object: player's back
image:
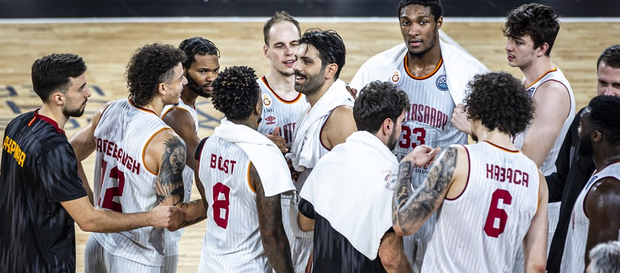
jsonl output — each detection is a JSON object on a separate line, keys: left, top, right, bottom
{"left": 197, "top": 135, "right": 270, "bottom": 272}
{"left": 422, "top": 141, "right": 540, "bottom": 273}
{"left": 91, "top": 98, "right": 170, "bottom": 266}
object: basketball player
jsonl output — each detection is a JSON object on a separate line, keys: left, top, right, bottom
{"left": 70, "top": 43, "right": 207, "bottom": 272}
{"left": 159, "top": 37, "right": 219, "bottom": 273}
{"left": 299, "top": 81, "right": 439, "bottom": 272}
{"left": 349, "top": 0, "right": 488, "bottom": 270}
{"left": 0, "top": 53, "right": 177, "bottom": 272}
{"left": 546, "top": 45, "right": 620, "bottom": 272}
{"left": 393, "top": 72, "right": 548, "bottom": 272}
{"left": 561, "top": 95, "right": 620, "bottom": 273}
{"left": 196, "top": 66, "right": 295, "bottom": 272}
{"left": 287, "top": 28, "right": 356, "bottom": 188}
{"left": 257, "top": 11, "right": 312, "bottom": 273}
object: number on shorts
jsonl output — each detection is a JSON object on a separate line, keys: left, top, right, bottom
{"left": 212, "top": 182, "right": 231, "bottom": 229}
{"left": 99, "top": 159, "right": 126, "bottom": 212}
{"left": 399, "top": 125, "right": 426, "bottom": 149}
{"left": 484, "top": 189, "right": 512, "bottom": 238}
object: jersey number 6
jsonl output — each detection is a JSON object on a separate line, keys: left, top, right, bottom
{"left": 484, "top": 189, "right": 512, "bottom": 238}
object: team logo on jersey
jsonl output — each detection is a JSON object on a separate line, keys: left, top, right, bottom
{"left": 383, "top": 170, "right": 397, "bottom": 190}
{"left": 436, "top": 74, "right": 449, "bottom": 91}
{"left": 391, "top": 71, "right": 400, "bottom": 83}
{"left": 262, "top": 93, "right": 272, "bottom": 107}
{"left": 264, "top": 115, "right": 276, "bottom": 125}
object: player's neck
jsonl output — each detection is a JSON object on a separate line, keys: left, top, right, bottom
{"left": 264, "top": 72, "right": 298, "bottom": 100}
{"left": 229, "top": 117, "right": 259, "bottom": 130}
{"left": 475, "top": 128, "right": 515, "bottom": 150}
{"left": 406, "top": 43, "right": 442, "bottom": 77}
{"left": 306, "top": 79, "right": 335, "bottom": 107}
{"left": 521, "top": 57, "right": 555, "bottom": 86}
{"left": 38, "top": 104, "right": 68, "bottom": 130}
{"left": 180, "top": 89, "right": 199, "bottom": 109}
{"left": 593, "top": 147, "right": 620, "bottom": 170}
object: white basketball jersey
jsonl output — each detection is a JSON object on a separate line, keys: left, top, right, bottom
{"left": 196, "top": 135, "right": 271, "bottom": 272}
{"left": 161, "top": 99, "right": 196, "bottom": 256}
{"left": 513, "top": 67, "right": 575, "bottom": 176}
{"left": 92, "top": 99, "right": 171, "bottom": 266}
{"left": 391, "top": 57, "right": 467, "bottom": 187}
{"left": 294, "top": 113, "right": 331, "bottom": 190}
{"left": 422, "top": 142, "right": 540, "bottom": 273}
{"left": 561, "top": 163, "right": 620, "bottom": 273}
{"left": 258, "top": 76, "right": 308, "bottom": 147}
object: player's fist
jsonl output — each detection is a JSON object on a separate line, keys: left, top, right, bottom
{"left": 148, "top": 204, "right": 180, "bottom": 229}
{"left": 451, "top": 103, "right": 472, "bottom": 135}
{"left": 267, "top": 126, "right": 289, "bottom": 153}
{"left": 401, "top": 145, "right": 441, "bottom": 168}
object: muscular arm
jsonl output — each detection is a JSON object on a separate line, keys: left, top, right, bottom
{"left": 161, "top": 108, "right": 201, "bottom": 172}
{"left": 146, "top": 131, "right": 206, "bottom": 230}
{"left": 523, "top": 171, "right": 548, "bottom": 273}
{"left": 392, "top": 146, "right": 459, "bottom": 236}
{"left": 251, "top": 163, "right": 294, "bottom": 273}
{"left": 321, "top": 105, "right": 356, "bottom": 150}
{"left": 378, "top": 232, "right": 412, "bottom": 273}
{"left": 521, "top": 81, "right": 572, "bottom": 167}
{"left": 61, "top": 196, "right": 175, "bottom": 232}
{"left": 583, "top": 178, "right": 620, "bottom": 266}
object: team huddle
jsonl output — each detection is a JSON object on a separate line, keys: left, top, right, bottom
{"left": 2, "top": 0, "right": 620, "bottom": 272}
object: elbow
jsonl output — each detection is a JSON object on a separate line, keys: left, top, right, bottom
{"left": 526, "top": 263, "right": 546, "bottom": 273}
{"left": 76, "top": 218, "right": 98, "bottom": 232}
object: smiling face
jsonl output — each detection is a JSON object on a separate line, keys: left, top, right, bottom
{"left": 163, "top": 63, "right": 188, "bottom": 105}
{"left": 399, "top": 4, "right": 442, "bottom": 58}
{"left": 265, "top": 21, "right": 300, "bottom": 77}
{"left": 185, "top": 54, "right": 219, "bottom": 97}
{"left": 293, "top": 44, "right": 326, "bottom": 96}
{"left": 62, "top": 73, "right": 91, "bottom": 117}
{"left": 597, "top": 61, "right": 620, "bottom": 97}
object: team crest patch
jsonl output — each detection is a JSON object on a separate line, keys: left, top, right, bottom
{"left": 383, "top": 170, "right": 396, "bottom": 190}
{"left": 391, "top": 71, "right": 400, "bottom": 83}
{"left": 436, "top": 74, "right": 449, "bottom": 91}
{"left": 265, "top": 115, "right": 276, "bottom": 125}
{"left": 262, "top": 93, "right": 272, "bottom": 107}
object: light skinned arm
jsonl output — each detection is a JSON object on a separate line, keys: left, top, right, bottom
{"left": 145, "top": 130, "right": 207, "bottom": 231}
{"left": 61, "top": 196, "right": 176, "bottom": 232}
{"left": 77, "top": 162, "right": 94, "bottom": 204}
{"left": 392, "top": 146, "right": 462, "bottom": 236}
{"left": 321, "top": 105, "right": 356, "bottom": 150}
{"left": 378, "top": 233, "right": 412, "bottom": 273}
{"left": 521, "top": 81, "right": 571, "bottom": 167}
{"left": 583, "top": 178, "right": 620, "bottom": 266}
{"left": 523, "top": 171, "right": 548, "bottom": 273}
{"left": 251, "top": 163, "right": 294, "bottom": 273}
{"left": 161, "top": 107, "right": 201, "bottom": 172}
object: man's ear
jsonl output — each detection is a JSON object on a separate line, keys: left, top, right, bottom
{"left": 592, "top": 130, "right": 603, "bottom": 143}
{"left": 436, "top": 16, "right": 443, "bottom": 30}
{"left": 158, "top": 82, "right": 167, "bottom": 95}
{"left": 537, "top": 42, "right": 550, "bottom": 57}
{"left": 381, "top": 118, "right": 393, "bottom": 136}
{"left": 263, "top": 44, "right": 269, "bottom": 58}
{"left": 51, "top": 91, "right": 64, "bottom": 106}
{"left": 324, "top": 63, "right": 338, "bottom": 80}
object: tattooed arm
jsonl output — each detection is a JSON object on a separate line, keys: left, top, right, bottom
{"left": 251, "top": 163, "right": 294, "bottom": 273}
{"left": 145, "top": 130, "right": 207, "bottom": 231}
{"left": 392, "top": 146, "right": 462, "bottom": 236}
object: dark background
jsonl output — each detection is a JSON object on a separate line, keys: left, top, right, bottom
{"left": 1, "top": 0, "right": 618, "bottom": 18}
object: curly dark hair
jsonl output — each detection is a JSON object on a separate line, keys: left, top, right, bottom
{"left": 354, "top": 81, "right": 410, "bottom": 134}
{"left": 465, "top": 72, "right": 534, "bottom": 136}
{"left": 503, "top": 3, "right": 560, "bottom": 57}
{"left": 211, "top": 66, "right": 260, "bottom": 121}
{"left": 31, "top": 53, "right": 87, "bottom": 102}
{"left": 178, "top": 37, "right": 219, "bottom": 69}
{"left": 263, "top": 10, "right": 301, "bottom": 45}
{"left": 298, "top": 29, "right": 346, "bottom": 80}
{"left": 587, "top": 95, "right": 620, "bottom": 144}
{"left": 397, "top": 0, "right": 443, "bottom": 22}
{"left": 597, "top": 44, "right": 620, "bottom": 70}
{"left": 126, "top": 43, "right": 186, "bottom": 107}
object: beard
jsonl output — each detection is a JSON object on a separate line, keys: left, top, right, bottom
{"left": 294, "top": 67, "right": 326, "bottom": 96}
{"left": 578, "top": 136, "right": 594, "bottom": 157}
{"left": 63, "top": 101, "right": 86, "bottom": 117}
{"left": 387, "top": 128, "right": 399, "bottom": 151}
{"left": 186, "top": 73, "right": 211, "bottom": 98}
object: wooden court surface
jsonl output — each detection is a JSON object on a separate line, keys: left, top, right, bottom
{"left": 0, "top": 18, "right": 617, "bottom": 272}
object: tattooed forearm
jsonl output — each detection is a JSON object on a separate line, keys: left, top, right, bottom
{"left": 393, "top": 147, "right": 458, "bottom": 235}
{"left": 156, "top": 136, "right": 186, "bottom": 204}
{"left": 175, "top": 200, "right": 208, "bottom": 229}
{"left": 252, "top": 164, "right": 294, "bottom": 273}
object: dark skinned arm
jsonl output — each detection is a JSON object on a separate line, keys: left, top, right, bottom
{"left": 583, "top": 177, "right": 620, "bottom": 266}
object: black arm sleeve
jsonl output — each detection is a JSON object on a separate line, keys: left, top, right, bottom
{"left": 298, "top": 198, "right": 315, "bottom": 220}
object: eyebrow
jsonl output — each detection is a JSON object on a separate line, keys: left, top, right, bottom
{"left": 78, "top": 82, "right": 87, "bottom": 91}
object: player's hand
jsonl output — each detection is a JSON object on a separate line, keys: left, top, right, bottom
{"left": 401, "top": 145, "right": 441, "bottom": 168}
{"left": 148, "top": 204, "right": 179, "bottom": 229}
{"left": 267, "top": 127, "right": 289, "bottom": 153}
{"left": 451, "top": 103, "right": 472, "bottom": 135}
{"left": 346, "top": 85, "right": 358, "bottom": 99}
